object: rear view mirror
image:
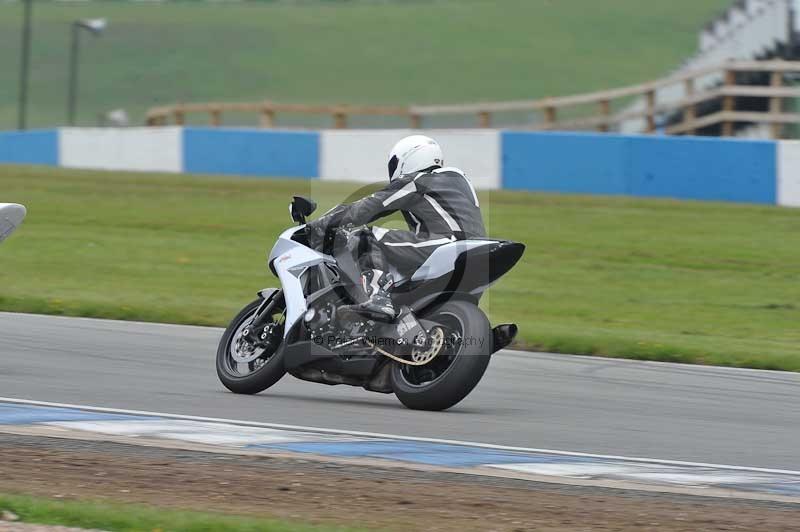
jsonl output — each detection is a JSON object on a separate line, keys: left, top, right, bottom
{"left": 290, "top": 196, "right": 317, "bottom": 224}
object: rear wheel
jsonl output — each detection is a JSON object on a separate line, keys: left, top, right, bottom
{"left": 216, "top": 297, "right": 286, "bottom": 394}
{"left": 390, "top": 300, "right": 492, "bottom": 411}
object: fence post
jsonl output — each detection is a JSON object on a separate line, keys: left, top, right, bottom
{"left": 683, "top": 78, "right": 696, "bottom": 136}
{"left": 173, "top": 107, "right": 185, "bottom": 126}
{"left": 210, "top": 108, "right": 221, "bottom": 127}
{"left": 645, "top": 90, "right": 656, "bottom": 133}
{"left": 770, "top": 70, "right": 783, "bottom": 139}
{"left": 543, "top": 102, "right": 556, "bottom": 130}
{"left": 478, "top": 111, "right": 491, "bottom": 128}
{"left": 333, "top": 108, "right": 347, "bottom": 129}
{"left": 260, "top": 102, "right": 275, "bottom": 128}
{"left": 598, "top": 99, "right": 610, "bottom": 132}
{"left": 722, "top": 69, "right": 735, "bottom": 136}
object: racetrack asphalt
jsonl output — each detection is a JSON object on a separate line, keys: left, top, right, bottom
{"left": 1, "top": 312, "right": 798, "bottom": 470}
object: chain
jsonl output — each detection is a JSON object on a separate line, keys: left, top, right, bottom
{"left": 366, "top": 340, "right": 436, "bottom": 366}
{"left": 366, "top": 327, "right": 443, "bottom": 366}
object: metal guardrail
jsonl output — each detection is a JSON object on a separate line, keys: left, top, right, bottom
{"left": 145, "top": 60, "right": 800, "bottom": 138}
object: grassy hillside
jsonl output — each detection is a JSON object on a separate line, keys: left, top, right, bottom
{"left": 2, "top": 164, "right": 799, "bottom": 371}
{"left": 0, "top": 0, "right": 731, "bottom": 128}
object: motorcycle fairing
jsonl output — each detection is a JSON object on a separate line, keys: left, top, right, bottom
{"left": 269, "top": 226, "right": 335, "bottom": 338}
{"left": 410, "top": 240, "right": 500, "bottom": 281}
{"left": 393, "top": 240, "right": 526, "bottom": 312}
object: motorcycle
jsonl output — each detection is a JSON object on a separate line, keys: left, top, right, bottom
{"left": 216, "top": 196, "right": 525, "bottom": 411}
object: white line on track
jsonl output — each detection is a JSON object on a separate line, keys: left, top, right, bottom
{"left": 3, "top": 396, "right": 799, "bottom": 477}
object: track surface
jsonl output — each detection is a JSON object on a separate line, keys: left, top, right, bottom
{"left": 1, "top": 312, "right": 798, "bottom": 470}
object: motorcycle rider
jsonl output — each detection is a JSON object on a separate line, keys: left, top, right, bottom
{"left": 306, "top": 135, "right": 486, "bottom": 322}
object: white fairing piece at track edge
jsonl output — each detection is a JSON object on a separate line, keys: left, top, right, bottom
{"left": 0, "top": 203, "right": 26, "bottom": 243}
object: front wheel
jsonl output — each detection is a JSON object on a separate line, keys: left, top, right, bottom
{"left": 390, "top": 300, "right": 492, "bottom": 411}
{"left": 216, "top": 296, "right": 286, "bottom": 394}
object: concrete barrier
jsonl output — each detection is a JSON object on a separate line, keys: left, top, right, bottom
{"left": 778, "top": 141, "right": 800, "bottom": 207}
{"left": 183, "top": 128, "right": 319, "bottom": 178}
{"left": 60, "top": 127, "right": 182, "bottom": 173}
{"left": 1, "top": 127, "right": 798, "bottom": 207}
{"left": 320, "top": 130, "right": 500, "bottom": 189}
{"left": 625, "top": 135, "right": 776, "bottom": 204}
{"left": 502, "top": 131, "right": 778, "bottom": 204}
{"left": 0, "top": 130, "right": 58, "bottom": 166}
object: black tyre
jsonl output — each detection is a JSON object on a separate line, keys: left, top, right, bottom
{"left": 216, "top": 298, "right": 286, "bottom": 394}
{"left": 390, "top": 300, "right": 492, "bottom": 411}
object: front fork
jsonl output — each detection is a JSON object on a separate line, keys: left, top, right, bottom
{"left": 243, "top": 289, "right": 285, "bottom": 346}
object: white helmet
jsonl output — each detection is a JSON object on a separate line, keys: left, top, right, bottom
{"left": 387, "top": 135, "right": 444, "bottom": 181}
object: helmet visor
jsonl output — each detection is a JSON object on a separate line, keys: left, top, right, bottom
{"left": 388, "top": 155, "right": 399, "bottom": 180}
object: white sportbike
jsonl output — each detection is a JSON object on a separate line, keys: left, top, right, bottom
{"left": 216, "top": 196, "right": 524, "bottom": 411}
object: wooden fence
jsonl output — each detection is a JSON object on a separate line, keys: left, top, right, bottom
{"left": 145, "top": 60, "right": 800, "bottom": 138}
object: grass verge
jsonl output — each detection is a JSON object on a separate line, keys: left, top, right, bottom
{"left": 0, "top": 493, "right": 353, "bottom": 532}
{"left": 1, "top": 164, "right": 799, "bottom": 371}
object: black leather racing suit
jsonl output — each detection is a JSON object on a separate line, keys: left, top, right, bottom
{"left": 306, "top": 167, "right": 486, "bottom": 300}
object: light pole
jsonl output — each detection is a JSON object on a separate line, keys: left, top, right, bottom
{"left": 17, "top": 0, "right": 33, "bottom": 130}
{"left": 67, "top": 18, "right": 107, "bottom": 127}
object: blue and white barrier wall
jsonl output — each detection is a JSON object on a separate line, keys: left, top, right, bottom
{"left": 1, "top": 127, "right": 799, "bottom": 206}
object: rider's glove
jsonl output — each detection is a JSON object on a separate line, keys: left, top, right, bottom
{"left": 306, "top": 203, "right": 351, "bottom": 252}
{"left": 306, "top": 219, "right": 328, "bottom": 251}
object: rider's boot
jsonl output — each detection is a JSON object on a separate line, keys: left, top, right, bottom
{"left": 342, "top": 269, "right": 396, "bottom": 322}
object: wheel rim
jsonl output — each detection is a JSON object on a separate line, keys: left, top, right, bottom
{"left": 223, "top": 307, "right": 283, "bottom": 378}
{"left": 399, "top": 311, "right": 464, "bottom": 387}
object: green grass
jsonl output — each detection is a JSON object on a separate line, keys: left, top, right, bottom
{"left": 0, "top": 0, "right": 730, "bottom": 129}
{"left": 0, "top": 493, "right": 355, "bottom": 532}
{"left": 1, "top": 164, "right": 800, "bottom": 370}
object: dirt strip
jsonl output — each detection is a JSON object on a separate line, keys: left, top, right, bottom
{"left": 0, "top": 434, "right": 798, "bottom": 532}
{"left": 0, "top": 525, "right": 103, "bottom": 532}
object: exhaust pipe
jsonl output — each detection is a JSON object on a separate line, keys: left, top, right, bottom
{"left": 491, "top": 323, "right": 518, "bottom": 354}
